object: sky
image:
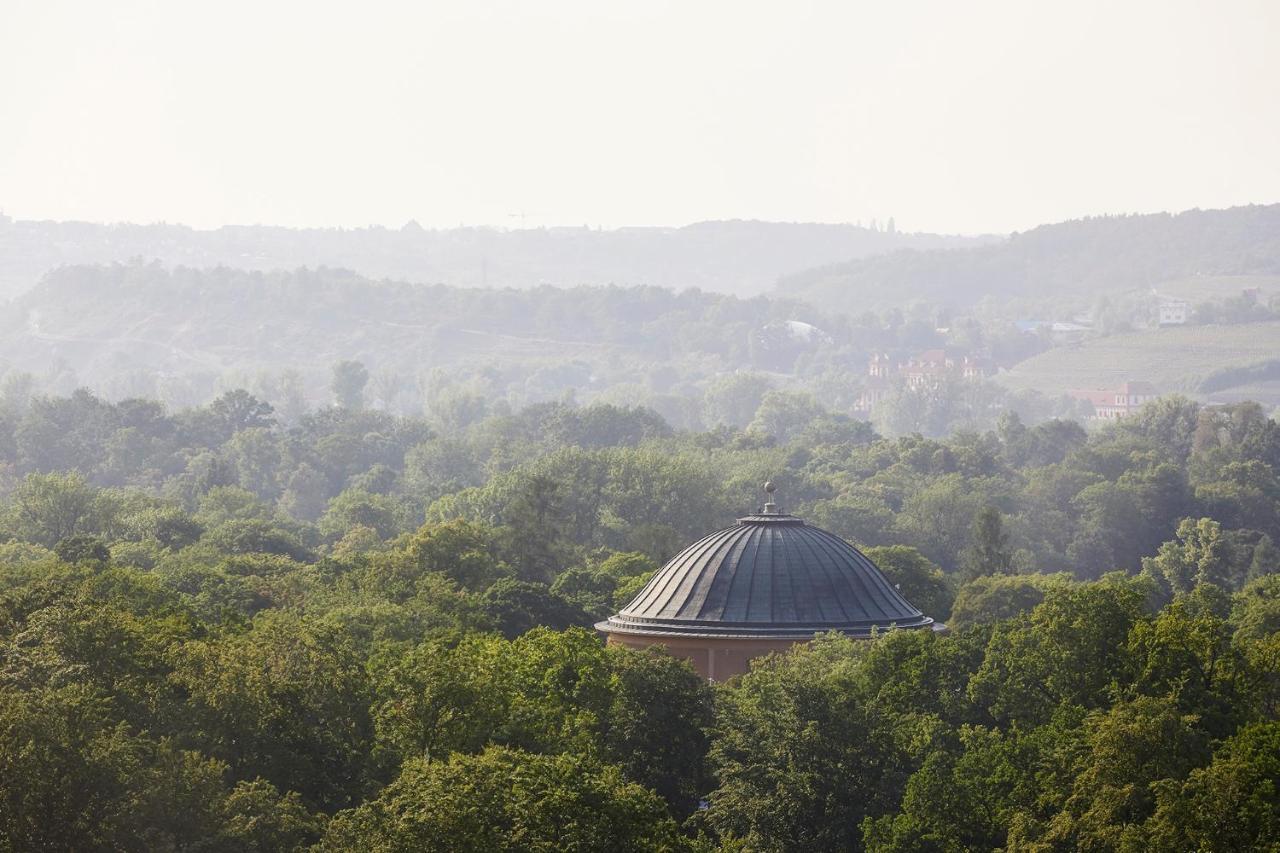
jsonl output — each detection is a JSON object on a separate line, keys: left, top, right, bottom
{"left": 1, "top": 0, "right": 1277, "bottom": 235}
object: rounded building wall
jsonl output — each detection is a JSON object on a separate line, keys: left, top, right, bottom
{"left": 603, "top": 631, "right": 804, "bottom": 681}
{"left": 603, "top": 623, "right": 948, "bottom": 681}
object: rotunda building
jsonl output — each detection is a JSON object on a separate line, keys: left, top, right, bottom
{"left": 597, "top": 485, "right": 944, "bottom": 680}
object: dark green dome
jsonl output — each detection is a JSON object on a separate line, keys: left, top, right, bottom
{"left": 597, "top": 510, "right": 937, "bottom": 640}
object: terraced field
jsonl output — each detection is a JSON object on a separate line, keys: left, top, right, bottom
{"left": 998, "top": 321, "right": 1280, "bottom": 398}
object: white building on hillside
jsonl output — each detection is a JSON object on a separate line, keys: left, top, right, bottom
{"left": 1155, "top": 293, "right": 1190, "bottom": 325}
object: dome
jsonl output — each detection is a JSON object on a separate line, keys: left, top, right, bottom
{"left": 597, "top": 506, "right": 936, "bottom": 640}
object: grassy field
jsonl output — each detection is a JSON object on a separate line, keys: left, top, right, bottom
{"left": 1200, "top": 379, "right": 1280, "bottom": 408}
{"left": 998, "top": 321, "right": 1280, "bottom": 398}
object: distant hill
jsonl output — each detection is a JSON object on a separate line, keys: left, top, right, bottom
{"left": 780, "top": 204, "right": 1280, "bottom": 313}
{"left": 0, "top": 214, "right": 988, "bottom": 301}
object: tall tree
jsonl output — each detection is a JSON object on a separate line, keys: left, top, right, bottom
{"left": 5, "top": 471, "right": 105, "bottom": 548}
{"left": 209, "top": 389, "right": 275, "bottom": 436}
{"left": 961, "top": 505, "right": 1014, "bottom": 580}
{"left": 331, "top": 361, "right": 370, "bottom": 411}
{"left": 502, "top": 473, "right": 570, "bottom": 582}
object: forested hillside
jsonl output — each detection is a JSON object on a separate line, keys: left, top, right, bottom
{"left": 0, "top": 214, "right": 985, "bottom": 300}
{"left": 0, "top": 263, "right": 1066, "bottom": 433}
{"left": 0, "top": 263, "right": 833, "bottom": 413}
{"left": 0, "top": 387, "right": 1277, "bottom": 849}
{"left": 782, "top": 204, "right": 1280, "bottom": 313}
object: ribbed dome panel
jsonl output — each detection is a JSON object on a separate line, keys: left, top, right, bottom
{"left": 601, "top": 513, "right": 935, "bottom": 639}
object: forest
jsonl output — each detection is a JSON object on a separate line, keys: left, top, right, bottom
{"left": 0, "top": 262, "right": 1091, "bottom": 433}
{"left": 0, "top": 381, "right": 1277, "bottom": 850}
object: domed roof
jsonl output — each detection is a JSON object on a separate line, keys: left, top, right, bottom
{"left": 597, "top": 498, "right": 936, "bottom": 640}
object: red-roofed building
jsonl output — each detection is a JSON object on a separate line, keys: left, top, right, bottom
{"left": 901, "top": 349, "right": 953, "bottom": 389}
{"left": 1069, "top": 381, "right": 1159, "bottom": 420}
{"left": 856, "top": 350, "right": 995, "bottom": 412}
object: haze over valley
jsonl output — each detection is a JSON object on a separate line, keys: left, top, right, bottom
{"left": 2, "top": 203, "right": 1277, "bottom": 425}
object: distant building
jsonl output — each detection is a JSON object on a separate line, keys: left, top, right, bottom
{"left": 856, "top": 349, "right": 994, "bottom": 412}
{"left": 868, "top": 351, "right": 894, "bottom": 379}
{"left": 858, "top": 354, "right": 895, "bottom": 412}
{"left": 901, "top": 349, "right": 953, "bottom": 389}
{"left": 1155, "top": 295, "right": 1190, "bottom": 325}
{"left": 1015, "top": 319, "right": 1093, "bottom": 343}
{"left": 751, "top": 320, "right": 833, "bottom": 371}
{"left": 1069, "top": 381, "right": 1160, "bottom": 420}
{"left": 959, "top": 355, "right": 993, "bottom": 380}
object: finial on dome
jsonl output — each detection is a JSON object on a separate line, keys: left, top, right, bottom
{"left": 762, "top": 480, "right": 778, "bottom": 514}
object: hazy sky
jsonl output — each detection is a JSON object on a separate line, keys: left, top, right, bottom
{"left": 2, "top": 0, "right": 1277, "bottom": 234}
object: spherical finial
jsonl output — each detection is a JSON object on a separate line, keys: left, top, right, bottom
{"left": 764, "top": 481, "right": 776, "bottom": 494}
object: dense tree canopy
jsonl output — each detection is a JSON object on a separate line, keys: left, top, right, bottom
{"left": 0, "top": 386, "right": 1275, "bottom": 850}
